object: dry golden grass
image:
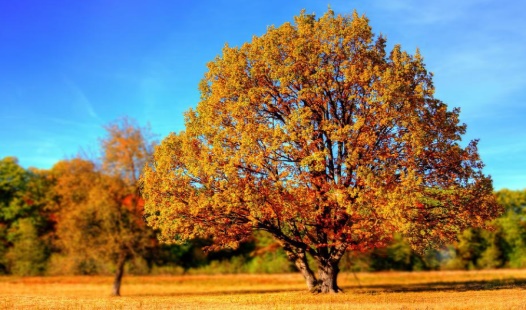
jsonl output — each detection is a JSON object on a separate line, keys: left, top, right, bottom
{"left": 1, "top": 269, "right": 526, "bottom": 309}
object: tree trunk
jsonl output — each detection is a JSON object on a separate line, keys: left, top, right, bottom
{"left": 294, "top": 252, "right": 318, "bottom": 291}
{"left": 316, "top": 259, "right": 341, "bottom": 293}
{"left": 282, "top": 245, "right": 318, "bottom": 291}
{"left": 112, "top": 254, "right": 126, "bottom": 296}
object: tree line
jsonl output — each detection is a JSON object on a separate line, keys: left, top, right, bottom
{"left": 1, "top": 119, "right": 524, "bottom": 280}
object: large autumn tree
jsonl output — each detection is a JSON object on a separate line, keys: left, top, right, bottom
{"left": 142, "top": 10, "right": 500, "bottom": 293}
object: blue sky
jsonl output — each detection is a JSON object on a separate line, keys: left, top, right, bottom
{"left": 1, "top": 0, "right": 524, "bottom": 190}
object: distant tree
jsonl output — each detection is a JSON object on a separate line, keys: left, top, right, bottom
{"left": 0, "top": 157, "right": 53, "bottom": 275}
{"left": 494, "top": 189, "right": 526, "bottom": 268}
{"left": 49, "top": 159, "right": 108, "bottom": 275}
{"left": 445, "top": 189, "right": 526, "bottom": 270}
{"left": 51, "top": 118, "right": 156, "bottom": 296}
{"left": 443, "top": 228, "right": 487, "bottom": 270}
{"left": 99, "top": 117, "right": 157, "bottom": 296}
{"left": 6, "top": 218, "right": 49, "bottom": 275}
{"left": 366, "top": 233, "right": 438, "bottom": 271}
{"left": 0, "top": 156, "right": 28, "bottom": 273}
{"left": 146, "top": 241, "right": 208, "bottom": 273}
{"left": 476, "top": 228, "right": 506, "bottom": 269}
{"left": 142, "top": 10, "right": 500, "bottom": 293}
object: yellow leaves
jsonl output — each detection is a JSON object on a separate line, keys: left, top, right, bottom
{"left": 300, "top": 151, "right": 325, "bottom": 172}
{"left": 141, "top": 9, "right": 498, "bottom": 257}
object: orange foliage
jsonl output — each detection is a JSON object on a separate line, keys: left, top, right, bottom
{"left": 142, "top": 10, "right": 500, "bottom": 293}
{"left": 49, "top": 118, "right": 156, "bottom": 296}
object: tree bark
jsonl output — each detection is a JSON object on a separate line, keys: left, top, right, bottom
{"left": 112, "top": 254, "right": 126, "bottom": 296}
{"left": 314, "top": 245, "right": 347, "bottom": 293}
{"left": 281, "top": 241, "right": 347, "bottom": 293}
{"left": 282, "top": 245, "right": 318, "bottom": 291}
{"left": 294, "top": 251, "right": 318, "bottom": 291}
{"left": 316, "top": 259, "right": 341, "bottom": 293}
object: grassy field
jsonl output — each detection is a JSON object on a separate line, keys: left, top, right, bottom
{"left": 1, "top": 269, "right": 525, "bottom": 309}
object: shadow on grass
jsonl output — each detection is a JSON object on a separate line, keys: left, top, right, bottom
{"left": 132, "top": 287, "right": 305, "bottom": 297}
{"left": 132, "top": 278, "right": 526, "bottom": 297}
{"left": 344, "top": 278, "right": 526, "bottom": 294}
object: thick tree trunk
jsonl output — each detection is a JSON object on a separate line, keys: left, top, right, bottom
{"left": 275, "top": 235, "right": 347, "bottom": 293}
{"left": 316, "top": 259, "right": 341, "bottom": 293}
{"left": 314, "top": 245, "right": 347, "bottom": 293}
{"left": 112, "top": 254, "right": 126, "bottom": 296}
{"left": 282, "top": 242, "right": 347, "bottom": 293}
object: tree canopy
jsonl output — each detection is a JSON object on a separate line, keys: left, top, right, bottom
{"left": 144, "top": 10, "right": 499, "bottom": 293}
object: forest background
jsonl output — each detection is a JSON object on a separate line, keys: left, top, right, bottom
{"left": 1, "top": 117, "right": 525, "bottom": 278}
